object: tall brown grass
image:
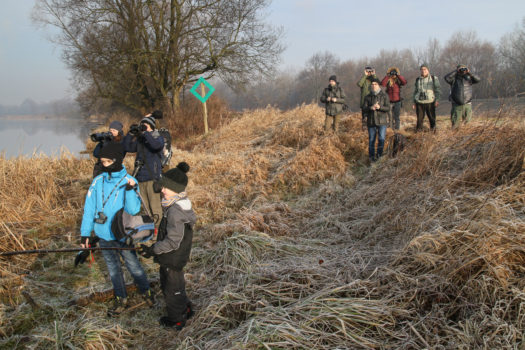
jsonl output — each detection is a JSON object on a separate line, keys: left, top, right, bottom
{"left": 1, "top": 104, "right": 524, "bottom": 349}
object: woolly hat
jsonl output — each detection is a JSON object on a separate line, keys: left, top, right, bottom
{"left": 140, "top": 115, "right": 156, "bottom": 130}
{"left": 109, "top": 121, "right": 123, "bottom": 133}
{"left": 329, "top": 75, "right": 337, "bottom": 82}
{"left": 156, "top": 162, "right": 190, "bottom": 193}
{"left": 370, "top": 78, "right": 381, "bottom": 84}
{"left": 420, "top": 63, "right": 429, "bottom": 69}
{"left": 98, "top": 141, "right": 124, "bottom": 164}
{"left": 151, "top": 110, "right": 163, "bottom": 119}
{"left": 457, "top": 64, "right": 467, "bottom": 69}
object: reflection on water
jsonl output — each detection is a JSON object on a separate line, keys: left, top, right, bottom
{"left": 0, "top": 118, "right": 95, "bottom": 158}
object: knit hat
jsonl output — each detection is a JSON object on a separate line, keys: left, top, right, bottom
{"left": 109, "top": 121, "right": 123, "bottom": 133}
{"left": 98, "top": 141, "right": 124, "bottom": 164}
{"left": 156, "top": 162, "right": 190, "bottom": 193}
{"left": 457, "top": 64, "right": 467, "bottom": 69}
{"left": 329, "top": 75, "right": 337, "bottom": 82}
{"left": 151, "top": 110, "right": 163, "bottom": 119}
{"left": 370, "top": 78, "right": 381, "bottom": 84}
{"left": 140, "top": 115, "right": 156, "bottom": 130}
{"left": 420, "top": 63, "right": 429, "bottom": 69}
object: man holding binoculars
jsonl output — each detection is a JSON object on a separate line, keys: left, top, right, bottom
{"left": 444, "top": 64, "right": 481, "bottom": 128}
{"left": 412, "top": 63, "right": 441, "bottom": 132}
{"left": 124, "top": 112, "right": 165, "bottom": 227}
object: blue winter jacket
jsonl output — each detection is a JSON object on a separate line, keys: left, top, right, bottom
{"left": 123, "top": 131, "right": 164, "bottom": 182}
{"left": 80, "top": 166, "right": 141, "bottom": 241}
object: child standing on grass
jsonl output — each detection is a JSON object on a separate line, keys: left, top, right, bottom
{"left": 80, "top": 142, "right": 154, "bottom": 316}
{"left": 138, "top": 162, "right": 197, "bottom": 329}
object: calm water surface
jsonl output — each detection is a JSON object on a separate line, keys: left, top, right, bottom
{"left": 0, "top": 118, "right": 95, "bottom": 158}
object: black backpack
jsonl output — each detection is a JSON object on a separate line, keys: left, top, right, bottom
{"left": 157, "top": 128, "right": 173, "bottom": 168}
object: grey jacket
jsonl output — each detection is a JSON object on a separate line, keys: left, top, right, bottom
{"left": 153, "top": 198, "right": 197, "bottom": 269}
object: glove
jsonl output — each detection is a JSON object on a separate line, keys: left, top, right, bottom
{"left": 75, "top": 236, "right": 100, "bottom": 267}
{"left": 125, "top": 183, "right": 137, "bottom": 191}
{"left": 138, "top": 244, "right": 155, "bottom": 258}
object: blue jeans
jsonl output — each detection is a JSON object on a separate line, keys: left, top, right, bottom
{"left": 368, "top": 125, "right": 387, "bottom": 160}
{"left": 99, "top": 239, "right": 150, "bottom": 298}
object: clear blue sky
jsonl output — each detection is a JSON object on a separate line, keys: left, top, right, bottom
{"left": 1, "top": 0, "right": 524, "bottom": 105}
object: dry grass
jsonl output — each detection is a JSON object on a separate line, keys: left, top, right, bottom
{"left": 1, "top": 104, "right": 524, "bottom": 349}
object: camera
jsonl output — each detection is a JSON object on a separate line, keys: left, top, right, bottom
{"left": 129, "top": 124, "right": 147, "bottom": 135}
{"left": 389, "top": 70, "right": 398, "bottom": 76}
{"left": 94, "top": 212, "right": 107, "bottom": 224}
{"left": 90, "top": 132, "right": 113, "bottom": 142}
{"left": 419, "top": 92, "right": 428, "bottom": 100}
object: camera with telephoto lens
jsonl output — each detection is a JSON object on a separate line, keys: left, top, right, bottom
{"left": 90, "top": 132, "right": 113, "bottom": 142}
{"left": 419, "top": 92, "right": 428, "bottom": 100}
{"left": 389, "top": 70, "right": 398, "bottom": 76}
{"left": 94, "top": 212, "right": 107, "bottom": 224}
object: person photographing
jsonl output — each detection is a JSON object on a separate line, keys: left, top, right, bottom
{"left": 124, "top": 114, "right": 164, "bottom": 227}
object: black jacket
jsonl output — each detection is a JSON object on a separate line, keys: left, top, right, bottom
{"left": 444, "top": 71, "right": 481, "bottom": 105}
{"left": 123, "top": 131, "right": 164, "bottom": 182}
{"left": 362, "top": 90, "right": 391, "bottom": 127}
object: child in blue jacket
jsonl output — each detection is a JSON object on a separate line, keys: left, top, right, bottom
{"left": 80, "top": 142, "right": 153, "bottom": 316}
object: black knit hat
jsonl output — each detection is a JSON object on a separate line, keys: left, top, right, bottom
{"left": 140, "top": 115, "right": 156, "bottom": 130}
{"left": 151, "top": 110, "right": 163, "bottom": 119}
{"left": 98, "top": 141, "right": 124, "bottom": 164}
{"left": 329, "top": 75, "right": 337, "bottom": 82}
{"left": 157, "top": 162, "right": 190, "bottom": 193}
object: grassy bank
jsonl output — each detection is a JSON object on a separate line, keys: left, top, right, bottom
{"left": 1, "top": 105, "right": 524, "bottom": 349}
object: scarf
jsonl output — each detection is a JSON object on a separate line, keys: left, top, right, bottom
{"left": 161, "top": 192, "right": 187, "bottom": 208}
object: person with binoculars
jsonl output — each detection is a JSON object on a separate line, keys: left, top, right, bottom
{"left": 320, "top": 75, "right": 346, "bottom": 132}
{"left": 91, "top": 121, "right": 126, "bottom": 178}
{"left": 80, "top": 142, "right": 154, "bottom": 316}
{"left": 381, "top": 67, "right": 407, "bottom": 130}
{"left": 123, "top": 113, "right": 165, "bottom": 228}
{"left": 412, "top": 63, "right": 441, "bottom": 132}
{"left": 444, "top": 64, "right": 481, "bottom": 128}
{"left": 357, "top": 66, "right": 378, "bottom": 119}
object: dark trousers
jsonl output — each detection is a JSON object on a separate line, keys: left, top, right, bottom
{"left": 391, "top": 101, "right": 401, "bottom": 130}
{"left": 160, "top": 265, "right": 190, "bottom": 322}
{"left": 415, "top": 102, "right": 436, "bottom": 131}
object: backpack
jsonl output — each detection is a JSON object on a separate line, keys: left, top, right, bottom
{"left": 157, "top": 128, "right": 173, "bottom": 168}
{"left": 111, "top": 208, "right": 155, "bottom": 246}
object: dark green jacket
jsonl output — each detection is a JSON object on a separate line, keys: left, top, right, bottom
{"left": 320, "top": 83, "right": 346, "bottom": 116}
{"left": 357, "top": 74, "right": 378, "bottom": 108}
{"left": 363, "top": 90, "right": 391, "bottom": 127}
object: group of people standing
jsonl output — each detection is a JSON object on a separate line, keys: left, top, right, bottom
{"left": 80, "top": 111, "right": 196, "bottom": 330}
{"left": 321, "top": 63, "right": 480, "bottom": 162}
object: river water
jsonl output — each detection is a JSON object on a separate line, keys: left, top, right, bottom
{"left": 0, "top": 117, "right": 96, "bottom": 158}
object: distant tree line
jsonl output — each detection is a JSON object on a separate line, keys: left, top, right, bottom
{"left": 0, "top": 98, "right": 79, "bottom": 117}
{"left": 219, "top": 19, "right": 525, "bottom": 111}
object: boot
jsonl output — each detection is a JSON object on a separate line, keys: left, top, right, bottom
{"left": 142, "top": 289, "right": 155, "bottom": 308}
{"left": 159, "top": 316, "right": 185, "bottom": 330}
{"left": 107, "top": 296, "right": 128, "bottom": 317}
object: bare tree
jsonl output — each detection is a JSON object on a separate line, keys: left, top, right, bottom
{"left": 33, "top": 0, "right": 283, "bottom": 115}
{"left": 498, "top": 17, "right": 525, "bottom": 95}
{"left": 296, "top": 51, "right": 340, "bottom": 104}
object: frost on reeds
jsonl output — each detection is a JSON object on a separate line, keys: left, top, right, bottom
{"left": 1, "top": 105, "right": 524, "bottom": 349}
